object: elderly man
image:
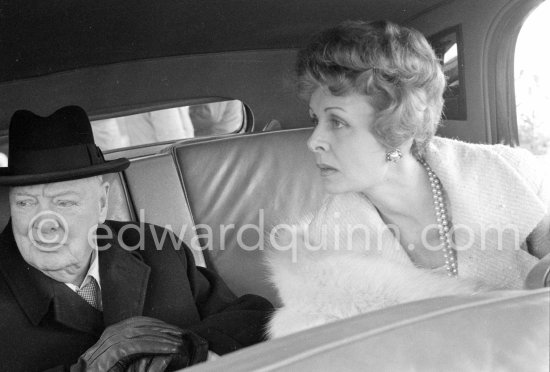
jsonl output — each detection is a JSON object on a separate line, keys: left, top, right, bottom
{"left": 0, "top": 106, "right": 273, "bottom": 371}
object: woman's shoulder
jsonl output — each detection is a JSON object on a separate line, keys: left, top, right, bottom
{"left": 430, "top": 136, "right": 547, "bottom": 191}
{"left": 431, "top": 136, "right": 541, "bottom": 165}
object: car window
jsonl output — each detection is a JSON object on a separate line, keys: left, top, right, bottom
{"left": 91, "top": 99, "right": 246, "bottom": 152}
{"left": 429, "top": 25, "right": 466, "bottom": 121}
{"left": 0, "top": 100, "right": 247, "bottom": 164}
{"left": 515, "top": 1, "right": 550, "bottom": 159}
{"left": 0, "top": 137, "right": 7, "bottom": 167}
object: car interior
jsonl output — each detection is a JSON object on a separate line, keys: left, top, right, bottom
{"left": 1, "top": 0, "right": 549, "bottom": 296}
{"left": 0, "top": 0, "right": 549, "bottom": 369}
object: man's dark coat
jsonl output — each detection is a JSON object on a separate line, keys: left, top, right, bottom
{"left": 0, "top": 220, "right": 272, "bottom": 371}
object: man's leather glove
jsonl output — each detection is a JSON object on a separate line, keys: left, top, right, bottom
{"left": 124, "top": 355, "right": 174, "bottom": 372}
{"left": 70, "top": 316, "right": 192, "bottom": 372}
{"left": 124, "top": 329, "right": 209, "bottom": 371}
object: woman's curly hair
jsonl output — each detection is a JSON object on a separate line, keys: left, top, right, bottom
{"left": 296, "top": 20, "right": 446, "bottom": 156}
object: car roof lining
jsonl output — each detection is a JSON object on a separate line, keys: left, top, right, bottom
{"left": 1, "top": 0, "right": 450, "bottom": 82}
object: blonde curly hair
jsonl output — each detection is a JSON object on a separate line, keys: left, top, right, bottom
{"left": 296, "top": 20, "right": 446, "bottom": 156}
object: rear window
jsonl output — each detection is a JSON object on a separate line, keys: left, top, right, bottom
{"left": 0, "top": 100, "right": 247, "bottom": 164}
{"left": 91, "top": 99, "right": 246, "bottom": 152}
{"left": 0, "top": 137, "right": 7, "bottom": 167}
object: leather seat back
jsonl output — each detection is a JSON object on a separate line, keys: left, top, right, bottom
{"left": 123, "top": 153, "right": 205, "bottom": 266}
{"left": 172, "top": 128, "right": 325, "bottom": 304}
{"left": 0, "top": 186, "right": 10, "bottom": 231}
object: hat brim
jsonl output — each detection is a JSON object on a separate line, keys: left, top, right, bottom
{"left": 0, "top": 158, "right": 130, "bottom": 186}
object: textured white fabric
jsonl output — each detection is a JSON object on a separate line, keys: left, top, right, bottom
{"left": 308, "top": 137, "right": 550, "bottom": 289}
{"left": 267, "top": 137, "right": 550, "bottom": 337}
{"left": 425, "top": 137, "right": 549, "bottom": 287}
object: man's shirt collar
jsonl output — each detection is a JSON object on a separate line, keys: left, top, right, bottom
{"left": 65, "top": 248, "right": 101, "bottom": 291}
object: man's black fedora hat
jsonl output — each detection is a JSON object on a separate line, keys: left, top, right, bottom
{"left": 0, "top": 105, "right": 130, "bottom": 186}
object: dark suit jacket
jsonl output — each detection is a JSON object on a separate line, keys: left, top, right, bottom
{"left": 0, "top": 220, "right": 273, "bottom": 371}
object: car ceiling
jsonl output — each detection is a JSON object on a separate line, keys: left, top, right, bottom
{"left": 1, "top": 0, "right": 448, "bottom": 82}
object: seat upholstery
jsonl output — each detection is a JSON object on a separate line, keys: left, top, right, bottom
{"left": 123, "top": 153, "right": 205, "bottom": 266}
{"left": 0, "top": 186, "right": 9, "bottom": 231}
{"left": 172, "top": 128, "right": 325, "bottom": 304}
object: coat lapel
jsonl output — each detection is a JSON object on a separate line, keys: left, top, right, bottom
{"left": 0, "top": 221, "right": 151, "bottom": 333}
{"left": 51, "top": 281, "right": 104, "bottom": 335}
{"left": 98, "top": 229, "right": 151, "bottom": 327}
{"left": 0, "top": 222, "right": 55, "bottom": 326}
{"left": 0, "top": 221, "right": 102, "bottom": 334}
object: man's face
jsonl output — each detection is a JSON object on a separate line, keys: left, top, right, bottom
{"left": 9, "top": 177, "right": 109, "bottom": 285}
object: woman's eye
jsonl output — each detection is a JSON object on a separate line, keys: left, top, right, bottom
{"left": 332, "top": 119, "right": 346, "bottom": 129}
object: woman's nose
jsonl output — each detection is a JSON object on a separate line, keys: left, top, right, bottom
{"left": 307, "top": 127, "right": 329, "bottom": 153}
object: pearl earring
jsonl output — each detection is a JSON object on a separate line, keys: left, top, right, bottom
{"left": 385, "top": 148, "right": 403, "bottom": 163}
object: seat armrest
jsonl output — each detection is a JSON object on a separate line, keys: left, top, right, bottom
{"left": 525, "top": 253, "right": 550, "bottom": 289}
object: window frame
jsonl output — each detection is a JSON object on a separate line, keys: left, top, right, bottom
{"left": 429, "top": 24, "right": 468, "bottom": 121}
{"left": 90, "top": 97, "right": 254, "bottom": 154}
{"left": 483, "top": 0, "right": 544, "bottom": 145}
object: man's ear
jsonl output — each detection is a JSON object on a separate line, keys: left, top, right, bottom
{"left": 98, "top": 181, "right": 110, "bottom": 224}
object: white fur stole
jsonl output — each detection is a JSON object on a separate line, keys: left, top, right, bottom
{"left": 266, "top": 229, "right": 485, "bottom": 339}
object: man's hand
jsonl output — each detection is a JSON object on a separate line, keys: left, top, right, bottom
{"left": 124, "top": 355, "right": 174, "bottom": 372}
{"left": 70, "top": 316, "right": 185, "bottom": 372}
{"left": 123, "top": 329, "right": 209, "bottom": 371}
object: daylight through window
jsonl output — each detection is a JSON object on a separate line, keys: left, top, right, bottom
{"left": 515, "top": 1, "right": 550, "bottom": 158}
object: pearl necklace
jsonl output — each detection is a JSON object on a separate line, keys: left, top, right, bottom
{"left": 417, "top": 157, "right": 458, "bottom": 277}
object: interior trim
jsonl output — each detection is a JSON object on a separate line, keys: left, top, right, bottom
{"left": 482, "top": 0, "right": 543, "bottom": 144}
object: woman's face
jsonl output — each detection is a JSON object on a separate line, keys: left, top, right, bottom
{"left": 307, "top": 87, "right": 390, "bottom": 194}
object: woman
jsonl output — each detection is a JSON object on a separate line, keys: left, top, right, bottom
{"left": 267, "top": 20, "right": 550, "bottom": 338}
